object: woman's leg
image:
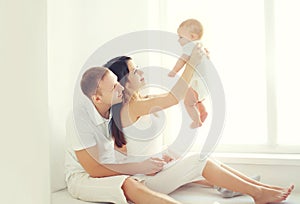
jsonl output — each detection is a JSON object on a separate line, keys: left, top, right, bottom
{"left": 193, "top": 179, "right": 214, "bottom": 187}
{"left": 219, "top": 162, "right": 294, "bottom": 192}
{"left": 195, "top": 160, "right": 293, "bottom": 192}
{"left": 202, "top": 159, "right": 292, "bottom": 204}
{"left": 122, "top": 177, "right": 181, "bottom": 204}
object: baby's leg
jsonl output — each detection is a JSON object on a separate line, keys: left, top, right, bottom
{"left": 184, "top": 87, "right": 202, "bottom": 128}
{"left": 197, "top": 101, "right": 208, "bottom": 123}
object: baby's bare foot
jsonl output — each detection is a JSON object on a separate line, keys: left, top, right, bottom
{"left": 190, "top": 121, "right": 202, "bottom": 129}
{"left": 200, "top": 111, "right": 208, "bottom": 123}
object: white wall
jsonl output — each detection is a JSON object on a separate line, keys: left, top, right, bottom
{"left": 48, "top": 0, "right": 157, "bottom": 191}
{"left": 0, "top": 0, "right": 50, "bottom": 204}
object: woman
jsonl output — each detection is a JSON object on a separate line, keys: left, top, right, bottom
{"left": 105, "top": 56, "right": 294, "bottom": 204}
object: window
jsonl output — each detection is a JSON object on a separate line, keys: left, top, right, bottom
{"left": 275, "top": 0, "right": 300, "bottom": 146}
{"left": 158, "top": 0, "right": 300, "bottom": 153}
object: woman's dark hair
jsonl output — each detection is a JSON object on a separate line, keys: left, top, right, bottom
{"left": 104, "top": 56, "right": 132, "bottom": 148}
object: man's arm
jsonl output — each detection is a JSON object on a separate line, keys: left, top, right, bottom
{"left": 76, "top": 145, "right": 164, "bottom": 178}
{"left": 75, "top": 146, "right": 120, "bottom": 178}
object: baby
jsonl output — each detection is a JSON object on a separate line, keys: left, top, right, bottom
{"left": 169, "top": 19, "right": 208, "bottom": 128}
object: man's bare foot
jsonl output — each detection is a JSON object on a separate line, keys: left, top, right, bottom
{"left": 253, "top": 186, "right": 291, "bottom": 204}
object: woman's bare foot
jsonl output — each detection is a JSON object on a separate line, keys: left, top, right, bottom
{"left": 253, "top": 186, "right": 291, "bottom": 204}
{"left": 255, "top": 183, "right": 294, "bottom": 195}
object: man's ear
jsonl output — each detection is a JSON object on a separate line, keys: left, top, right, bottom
{"left": 91, "top": 94, "right": 102, "bottom": 104}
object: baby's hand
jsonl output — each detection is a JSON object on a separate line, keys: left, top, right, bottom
{"left": 168, "top": 70, "right": 177, "bottom": 77}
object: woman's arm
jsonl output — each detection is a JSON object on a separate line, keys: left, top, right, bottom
{"left": 130, "top": 44, "right": 203, "bottom": 118}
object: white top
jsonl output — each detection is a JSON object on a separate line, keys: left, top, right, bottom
{"left": 65, "top": 101, "right": 115, "bottom": 181}
{"left": 121, "top": 106, "right": 200, "bottom": 163}
{"left": 122, "top": 111, "right": 166, "bottom": 161}
{"left": 182, "top": 41, "right": 202, "bottom": 56}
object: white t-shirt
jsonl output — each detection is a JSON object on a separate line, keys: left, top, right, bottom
{"left": 182, "top": 41, "right": 202, "bottom": 56}
{"left": 65, "top": 101, "right": 115, "bottom": 181}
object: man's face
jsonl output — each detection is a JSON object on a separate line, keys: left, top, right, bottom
{"left": 97, "top": 70, "right": 124, "bottom": 106}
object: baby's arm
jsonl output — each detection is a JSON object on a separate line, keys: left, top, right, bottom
{"left": 168, "top": 54, "right": 190, "bottom": 77}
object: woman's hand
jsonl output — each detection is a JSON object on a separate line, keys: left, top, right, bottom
{"left": 138, "top": 157, "right": 165, "bottom": 175}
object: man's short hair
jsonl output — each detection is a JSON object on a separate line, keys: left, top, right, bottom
{"left": 80, "top": 67, "right": 109, "bottom": 100}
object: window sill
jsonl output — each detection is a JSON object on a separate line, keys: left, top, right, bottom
{"left": 210, "top": 152, "right": 300, "bottom": 166}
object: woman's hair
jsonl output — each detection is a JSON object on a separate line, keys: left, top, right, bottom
{"left": 104, "top": 56, "right": 131, "bottom": 148}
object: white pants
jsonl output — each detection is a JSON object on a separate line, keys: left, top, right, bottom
{"left": 67, "top": 154, "right": 207, "bottom": 203}
{"left": 67, "top": 173, "right": 129, "bottom": 204}
{"left": 136, "top": 153, "right": 207, "bottom": 194}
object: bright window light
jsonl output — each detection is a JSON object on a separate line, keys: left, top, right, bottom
{"left": 275, "top": 0, "right": 300, "bottom": 145}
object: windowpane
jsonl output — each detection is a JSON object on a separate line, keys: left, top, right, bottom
{"left": 165, "top": 0, "right": 267, "bottom": 145}
{"left": 275, "top": 0, "right": 300, "bottom": 145}
{"left": 214, "top": 1, "right": 267, "bottom": 145}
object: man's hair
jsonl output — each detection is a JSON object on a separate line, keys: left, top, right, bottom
{"left": 179, "top": 18, "right": 203, "bottom": 39}
{"left": 80, "top": 67, "right": 109, "bottom": 100}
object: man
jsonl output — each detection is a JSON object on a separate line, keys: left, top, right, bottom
{"left": 65, "top": 67, "right": 180, "bottom": 204}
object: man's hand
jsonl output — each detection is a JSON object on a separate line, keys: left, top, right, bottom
{"left": 138, "top": 157, "right": 165, "bottom": 176}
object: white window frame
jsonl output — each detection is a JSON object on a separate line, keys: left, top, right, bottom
{"left": 157, "top": 0, "right": 300, "bottom": 154}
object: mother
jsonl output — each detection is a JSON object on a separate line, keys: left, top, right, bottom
{"left": 105, "top": 56, "right": 293, "bottom": 204}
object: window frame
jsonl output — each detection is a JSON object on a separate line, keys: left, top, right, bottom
{"left": 159, "top": 0, "right": 300, "bottom": 154}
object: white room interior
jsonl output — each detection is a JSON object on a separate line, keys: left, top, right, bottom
{"left": 1, "top": 0, "right": 300, "bottom": 204}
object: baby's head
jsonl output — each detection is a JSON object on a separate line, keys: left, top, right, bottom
{"left": 177, "top": 19, "right": 203, "bottom": 45}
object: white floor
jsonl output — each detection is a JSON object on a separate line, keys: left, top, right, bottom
{"left": 52, "top": 183, "right": 300, "bottom": 204}
{"left": 170, "top": 183, "right": 300, "bottom": 204}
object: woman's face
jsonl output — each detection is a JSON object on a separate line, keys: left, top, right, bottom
{"left": 126, "top": 60, "right": 145, "bottom": 90}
